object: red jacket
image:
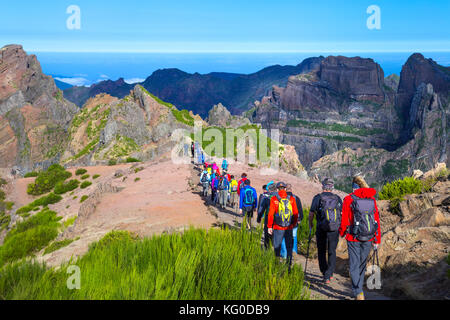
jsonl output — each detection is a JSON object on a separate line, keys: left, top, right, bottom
{"left": 267, "top": 190, "right": 299, "bottom": 230}
{"left": 339, "top": 188, "right": 381, "bottom": 244}
{"left": 237, "top": 178, "right": 247, "bottom": 196}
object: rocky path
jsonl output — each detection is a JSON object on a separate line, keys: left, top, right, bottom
{"left": 188, "top": 164, "right": 391, "bottom": 300}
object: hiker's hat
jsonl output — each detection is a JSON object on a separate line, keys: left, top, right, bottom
{"left": 276, "top": 182, "right": 287, "bottom": 189}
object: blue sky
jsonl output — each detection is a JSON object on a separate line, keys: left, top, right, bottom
{"left": 1, "top": 0, "right": 449, "bottom": 52}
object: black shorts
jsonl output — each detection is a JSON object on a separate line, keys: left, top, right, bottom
{"left": 243, "top": 206, "right": 254, "bottom": 218}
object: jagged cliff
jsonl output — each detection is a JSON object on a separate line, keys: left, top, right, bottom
{"left": 253, "top": 54, "right": 449, "bottom": 190}
{"left": 0, "top": 45, "right": 78, "bottom": 172}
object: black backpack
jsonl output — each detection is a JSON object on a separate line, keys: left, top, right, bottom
{"left": 318, "top": 193, "right": 341, "bottom": 232}
{"left": 350, "top": 195, "right": 378, "bottom": 242}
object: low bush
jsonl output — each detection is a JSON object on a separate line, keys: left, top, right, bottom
{"left": 54, "top": 180, "right": 80, "bottom": 195}
{"left": 80, "top": 181, "right": 92, "bottom": 189}
{"left": 0, "top": 208, "right": 61, "bottom": 266}
{"left": 75, "top": 169, "right": 87, "bottom": 176}
{"left": 80, "top": 195, "right": 89, "bottom": 203}
{"left": 27, "top": 164, "right": 72, "bottom": 196}
{"left": 43, "top": 238, "right": 78, "bottom": 255}
{"left": 24, "top": 172, "right": 39, "bottom": 178}
{"left": 93, "top": 174, "right": 100, "bottom": 179}
{"left": 108, "top": 159, "right": 117, "bottom": 166}
{"left": 379, "top": 177, "right": 423, "bottom": 201}
{"left": 126, "top": 157, "right": 140, "bottom": 163}
{"left": 16, "top": 193, "right": 63, "bottom": 216}
{"left": 81, "top": 174, "right": 90, "bottom": 180}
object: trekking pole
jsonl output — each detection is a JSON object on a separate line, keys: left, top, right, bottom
{"left": 304, "top": 227, "right": 312, "bottom": 276}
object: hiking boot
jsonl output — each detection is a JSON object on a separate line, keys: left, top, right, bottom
{"left": 356, "top": 292, "right": 365, "bottom": 301}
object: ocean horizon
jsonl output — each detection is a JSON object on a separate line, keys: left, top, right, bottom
{"left": 32, "top": 51, "right": 450, "bottom": 87}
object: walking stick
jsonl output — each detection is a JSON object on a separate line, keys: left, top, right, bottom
{"left": 304, "top": 228, "right": 312, "bottom": 276}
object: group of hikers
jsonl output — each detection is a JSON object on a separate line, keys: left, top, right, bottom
{"left": 195, "top": 153, "right": 381, "bottom": 301}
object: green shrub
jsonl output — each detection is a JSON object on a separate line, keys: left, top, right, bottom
{"left": 80, "top": 181, "right": 92, "bottom": 189}
{"left": 16, "top": 193, "right": 63, "bottom": 216}
{"left": 0, "top": 213, "right": 11, "bottom": 231}
{"left": 54, "top": 180, "right": 80, "bottom": 195}
{"left": 63, "top": 216, "right": 77, "bottom": 228}
{"left": 43, "top": 238, "right": 78, "bottom": 255}
{"left": 27, "top": 165, "right": 72, "bottom": 196}
{"left": 0, "top": 190, "right": 5, "bottom": 201}
{"left": 297, "top": 208, "right": 317, "bottom": 257}
{"left": 24, "top": 172, "right": 39, "bottom": 178}
{"left": 108, "top": 159, "right": 117, "bottom": 166}
{"left": 80, "top": 195, "right": 89, "bottom": 203}
{"left": 135, "top": 178, "right": 141, "bottom": 182}
{"left": 93, "top": 174, "right": 101, "bottom": 179}
{"left": 379, "top": 177, "right": 423, "bottom": 201}
{"left": 0, "top": 227, "right": 310, "bottom": 300}
{"left": 5, "top": 202, "right": 14, "bottom": 211}
{"left": 75, "top": 169, "right": 87, "bottom": 176}
{"left": 0, "top": 178, "right": 7, "bottom": 187}
{"left": 81, "top": 174, "right": 90, "bottom": 180}
{"left": 0, "top": 209, "right": 61, "bottom": 266}
{"left": 126, "top": 157, "right": 140, "bottom": 163}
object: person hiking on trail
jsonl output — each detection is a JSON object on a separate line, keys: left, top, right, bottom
{"left": 201, "top": 152, "right": 205, "bottom": 166}
{"left": 257, "top": 183, "right": 277, "bottom": 249}
{"left": 191, "top": 142, "right": 195, "bottom": 158}
{"left": 308, "top": 178, "right": 342, "bottom": 284}
{"left": 212, "top": 162, "right": 219, "bottom": 172}
{"left": 206, "top": 164, "right": 212, "bottom": 176}
{"left": 218, "top": 175, "right": 230, "bottom": 210}
{"left": 267, "top": 182, "right": 299, "bottom": 269}
{"left": 211, "top": 174, "right": 219, "bottom": 205}
{"left": 229, "top": 175, "right": 239, "bottom": 210}
{"left": 237, "top": 173, "right": 248, "bottom": 196}
{"left": 222, "top": 159, "right": 228, "bottom": 172}
{"left": 339, "top": 176, "right": 381, "bottom": 301}
{"left": 239, "top": 179, "right": 258, "bottom": 230}
{"left": 281, "top": 184, "right": 303, "bottom": 257}
{"left": 200, "top": 168, "right": 210, "bottom": 197}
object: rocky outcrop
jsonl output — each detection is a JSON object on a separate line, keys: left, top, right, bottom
{"left": 207, "top": 103, "right": 251, "bottom": 128}
{"left": 0, "top": 45, "right": 78, "bottom": 171}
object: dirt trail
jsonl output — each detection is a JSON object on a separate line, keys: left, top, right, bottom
{"left": 188, "top": 163, "right": 391, "bottom": 300}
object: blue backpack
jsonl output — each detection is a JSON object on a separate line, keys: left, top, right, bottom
{"left": 243, "top": 188, "right": 254, "bottom": 207}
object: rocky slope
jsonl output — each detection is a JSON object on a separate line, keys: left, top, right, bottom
{"left": 0, "top": 45, "right": 78, "bottom": 172}
{"left": 333, "top": 166, "right": 450, "bottom": 299}
{"left": 63, "top": 57, "right": 324, "bottom": 117}
{"left": 253, "top": 54, "right": 449, "bottom": 190}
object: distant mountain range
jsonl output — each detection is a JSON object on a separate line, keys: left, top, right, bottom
{"left": 62, "top": 57, "right": 324, "bottom": 117}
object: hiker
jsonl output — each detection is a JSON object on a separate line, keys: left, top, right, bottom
{"left": 267, "top": 182, "right": 299, "bottom": 269}
{"left": 280, "top": 184, "right": 303, "bottom": 257}
{"left": 200, "top": 167, "right": 210, "bottom": 197}
{"left": 308, "top": 178, "right": 342, "bottom": 283}
{"left": 239, "top": 179, "right": 258, "bottom": 229}
{"left": 212, "top": 162, "right": 219, "bottom": 172}
{"left": 201, "top": 152, "right": 205, "bottom": 166}
{"left": 339, "top": 176, "right": 381, "bottom": 301}
{"left": 191, "top": 142, "right": 195, "bottom": 158}
{"left": 237, "top": 173, "right": 248, "bottom": 196}
{"left": 206, "top": 164, "right": 212, "bottom": 176}
{"left": 222, "top": 159, "right": 228, "bottom": 172}
{"left": 257, "top": 183, "right": 277, "bottom": 249}
{"left": 218, "top": 175, "right": 230, "bottom": 210}
{"left": 229, "top": 175, "right": 239, "bottom": 210}
{"left": 211, "top": 174, "right": 219, "bottom": 205}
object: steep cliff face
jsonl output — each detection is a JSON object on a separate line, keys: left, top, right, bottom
{"left": 0, "top": 45, "right": 78, "bottom": 171}
{"left": 253, "top": 56, "right": 401, "bottom": 169}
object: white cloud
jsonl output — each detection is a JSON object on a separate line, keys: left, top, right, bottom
{"left": 55, "top": 77, "right": 91, "bottom": 87}
{"left": 124, "top": 78, "right": 145, "bottom": 84}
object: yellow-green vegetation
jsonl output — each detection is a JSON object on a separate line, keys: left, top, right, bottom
{"left": 101, "top": 135, "right": 140, "bottom": 159}
{"left": 81, "top": 174, "right": 90, "bottom": 180}
{"left": 16, "top": 193, "right": 63, "bottom": 216}
{"left": 80, "top": 181, "right": 92, "bottom": 189}
{"left": 80, "top": 195, "right": 89, "bottom": 203}
{"left": 0, "top": 213, "right": 11, "bottom": 232}
{"left": 54, "top": 180, "right": 80, "bottom": 195}
{"left": 135, "top": 178, "right": 141, "bottom": 182}
{"left": 63, "top": 216, "right": 77, "bottom": 228}
{"left": 67, "top": 105, "right": 110, "bottom": 162}
{"left": 287, "top": 119, "right": 384, "bottom": 137}
{"left": 75, "top": 169, "right": 87, "bottom": 176}
{"left": 43, "top": 237, "right": 80, "bottom": 255}
{"left": 0, "top": 208, "right": 61, "bottom": 267}
{"left": 93, "top": 174, "right": 101, "bottom": 179}
{"left": 0, "top": 227, "right": 309, "bottom": 300}
{"left": 138, "top": 85, "right": 195, "bottom": 127}
{"left": 27, "top": 164, "right": 72, "bottom": 196}
{"left": 24, "top": 172, "right": 39, "bottom": 178}
{"left": 126, "top": 157, "right": 140, "bottom": 163}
